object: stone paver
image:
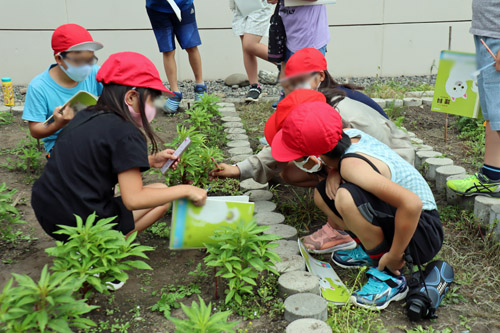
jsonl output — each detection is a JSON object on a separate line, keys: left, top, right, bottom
{"left": 240, "top": 178, "right": 268, "bottom": 191}
{"left": 0, "top": 106, "right": 10, "bottom": 112}
{"left": 227, "top": 140, "right": 250, "bottom": 148}
{"left": 474, "top": 196, "right": 500, "bottom": 227}
{"left": 489, "top": 205, "right": 500, "bottom": 240}
{"left": 286, "top": 319, "right": 332, "bottom": 333}
{"left": 425, "top": 157, "right": 453, "bottom": 181}
{"left": 255, "top": 212, "right": 285, "bottom": 225}
{"left": 422, "top": 97, "right": 433, "bottom": 106}
{"left": 221, "top": 116, "right": 241, "bottom": 122}
{"left": 411, "top": 137, "right": 424, "bottom": 145}
{"left": 415, "top": 151, "right": 442, "bottom": 169}
{"left": 11, "top": 106, "right": 23, "bottom": 112}
{"left": 265, "top": 225, "right": 298, "bottom": 241}
{"left": 284, "top": 293, "right": 328, "bottom": 322}
{"left": 435, "top": 165, "right": 466, "bottom": 194}
{"left": 414, "top": 144, "right": 433, "bottom": 152}
{"left": 272, "top": 254, "right": 306, "bottom": 274}
{"left": 224, "top": 127, "right": 246, "bottom": 134}
{"left": 245, "top": 190, "right": 273, "bottom": 202}
{"left": 406, "top": 91, "right": 424, "bottom": 98}
{"left": 229, "top": 147, "right": 253, "bottom": 156}
{"left": 279, "top": 271, "right": 320, "bottom": 297}
{"left": 230, "top": 155, "right": 251, "bottom": 163}
{"left": 253, "top": 201, "right": 277, "bottom": 213}
{"left": 226, "top": 133, "right": 249, "bottom": 141}
{"left": 446, "top": 174, "right": 475, "bottom": 209}
{"left": 372, "top": 98, "right": 386, "bottom": 108}
{"left": 385, "top": 99, "right": 403, "bottom": 107}
{"left": 403, "top": 97, "right": 423, "bottom": 107}
{"left": 220, "top": 111, "right": 240, "bottom": 118}
{"left": 272, "top": 240, "right": 300, "bottom": 257}
{"left": 222, "top": 122, "right": 243, "bottom": 129}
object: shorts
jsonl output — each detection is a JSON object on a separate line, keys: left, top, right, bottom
{"left": 33, "top": 196, "right": 135, "bottom": 242}
{"left": 147, "top": 5, "right": 202, "bottom": 52}
{"left": 474, "top": 35, "right": 500, "bottom": 130}
{"left": 232, "top": 2, "right": 274, "bottom": 37}
{"left": 285, "top": 45, "right": 327, "bottom": 63}
{"left": 316, "top": 181, "right": 443, "bottom": 265}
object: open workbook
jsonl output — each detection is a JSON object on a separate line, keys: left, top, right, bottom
{"left": 170, "top": 196, "right": 255, "bottom": 249}
{"left": 44, "top": 91, "right": 98, "bottom": 125}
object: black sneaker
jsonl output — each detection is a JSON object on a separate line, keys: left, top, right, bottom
{"left": 245, "top": 84, "right": 262, "bottom": 102}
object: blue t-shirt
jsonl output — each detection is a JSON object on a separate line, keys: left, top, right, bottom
{"left": 22, "top": 64, "right": 102, "bottom": 153}
{"left": 146, "top": 0, "right": 194, "bottom": 13}
{"left": 337, "top": 87, "right": 389, "bottom": 119}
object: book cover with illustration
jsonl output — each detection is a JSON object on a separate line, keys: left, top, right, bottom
{"left": 44, "top": 90, "right": 98, "bottom": 125}
{"left": 432, "top": 51, "right": 481, "bottom": 118}
{"left": 298, "top": 239, "right": 350, "bottom": 305}
{"left": 170, "top": 196, "right": 255, "bottom": 249}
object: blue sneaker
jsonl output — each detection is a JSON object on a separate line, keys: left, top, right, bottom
{"left": 194, "top": 84, "right": 207, "bottom": 101}
{"left": 272, "top": 90, "right": 285, "bottom": 109}
{"left": 350, "top": 268, "right": 408, "bottom": 310}
{"left": 164, "top": 91, "right": 183, "bottom": 114}
{"left": 331, "top": 245, "right": 373, "bottom": 269}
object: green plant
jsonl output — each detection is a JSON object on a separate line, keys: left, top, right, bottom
{"left": 0, "top": 183, "right": 26, "bottom": 242}
{"left": 154, "top": 125, "right": 224, "bottom": 187}
{"left": 189, "top": 263, "right": 209, "bottom": 279}
{"left": 45, "top": 213, "right": 154, "bottom": 298}
{"left": 2, "top": 133, "right": 44, "bottom": 181}
{"left": 186, "top": 94, "right": 226, "bottom": 147}
{"left": 151, "top": 283, "right": 201, "bottom": 318}
{"left": 148, "top": 221, "right": 170, "bottom": 238}
{"left": 169, "top": 296, "right": 239, "bottom": 333}
{"left": 406, "top": 326, "right": 452, "bottom": 333}
{"left": 0, "top": 265, "right": 97, "bottom": 332}
{"left": 455, "top": 116, "right": 485, "bottom": 168}
{"left": 0, "top": 111, "right": 14, "bottom": 125}
{"left": 208, "top": 178, "right": 243, "bottom": 196}
{"left": 204, "top": 220, "right": 281, "bottom": 305}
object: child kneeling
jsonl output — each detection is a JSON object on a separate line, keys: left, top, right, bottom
{"left": 270, "top": 101, "right": 443, "bottom": 310}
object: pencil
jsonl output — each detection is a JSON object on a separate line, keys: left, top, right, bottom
{"left": 480, "top": 39, "right": 497, "bottom": 60}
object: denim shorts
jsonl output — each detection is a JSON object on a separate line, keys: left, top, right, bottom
{"left": 474, "top": 35, "right": 500, "bottom": 130}
{"left": 147, "top": 4, "right": 201, "bottom": 52}
{"left": 285, "top": 45, "right": 327, "bottom": 63}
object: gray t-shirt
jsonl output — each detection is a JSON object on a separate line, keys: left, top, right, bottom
{"left": 470, "top": 0, "right": 500, "bottom": 39}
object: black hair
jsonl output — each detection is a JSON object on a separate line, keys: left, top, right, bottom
{"left": 318, "top": 70, "right": 365, "bottom": 107}
{"left": 88, "top": 84, "right": 162, "bottom": 154}
{"left": 322, "top": 132, "right": 352, "bottom": 160}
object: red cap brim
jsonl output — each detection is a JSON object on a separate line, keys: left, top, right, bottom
{"left": 271, "top": 129, "right": 305, "bottom": 162}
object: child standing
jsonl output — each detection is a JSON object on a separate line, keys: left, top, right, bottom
{"left": 22, "top": 24, "right": 103, "bottom": 155}
{"left": 230, "top": 0, "right": 275, "bottom": 102}
{"left": 31, "top": 52, "right": 207, "bottom": 243}
{"left": 146, "top": 0, "right": 207, "bottom": 113}
{"left": 270, "top": 102, "right": 443, "bottom": 310}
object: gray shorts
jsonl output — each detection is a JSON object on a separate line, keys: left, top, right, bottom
{"left": 475, "top": 35, "right": 500, "bottom": 130}
{"left": 232, "top": 2, "right": 273, "bottom": 37}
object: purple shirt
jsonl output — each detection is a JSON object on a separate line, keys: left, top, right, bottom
{"left": 280, "top": 1, "right": 330, "bottom": 53}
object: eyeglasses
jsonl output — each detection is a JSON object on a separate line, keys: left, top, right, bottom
{"left": 61, "top": 54, "right": 99, "bottom": 66}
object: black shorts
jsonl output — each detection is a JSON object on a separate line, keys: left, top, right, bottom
{"left": 317, "top": 181, "right": 443, "bottom": 265}
{"left": 33, "top": 196, "right": 135, "bottom": 242}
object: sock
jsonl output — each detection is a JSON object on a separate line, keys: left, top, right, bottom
{"left": 195, "top": 81, "right": 205, "bottom": 87}
{"left": 365, "top": 239, "right": 390, "bottom": 263}
{"left": 482, "top": 164, "right": 500, "bottom": 181}
{"left": 345, "top": 230, "right": 361, "bottom": 244}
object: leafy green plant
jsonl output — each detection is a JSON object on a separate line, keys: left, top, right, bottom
{"left": 186, "top": 94, "right": 226, "bottom": 147}
{"left": 2, "top": 134, "right": 44, "bottom": 181}
{"left": 45, "top": 213, "right": 154, "bottom": 298}
{"left": 455, "top": 116, "right": 485, "bottom": 168}
{"left": 204, "top": 220, "right": 281, "bottom": 306}
{"left": 0, "top": 111, "right": 14, "bottom": 125}
{"left": 0, "top": 265, "right": 97, "bottom": 332}
{"left": 208, "top": 178, "right": 243, "bottom": 196}
{"left": 148, "top": 221, "right": 170, "bottom": 238}
{"left": 169, "top": 296, "right": 238, "bottom": 333}
{"left": 151, "top": 283, "right": 201, "bottom": 318}
{"left": 0, "top": 183, "right": 27, "bottom": 242}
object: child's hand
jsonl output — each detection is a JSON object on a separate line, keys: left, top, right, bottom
{"left": 149, "top": 149, "right": 178, "bottom": 169}
{"left": 209, "top": 163, "right": 240, "bottom": 179}
{"left": 378, "top": 252, "right": 405, "bottom": 276}
{"left": 53, "top": 105, "right": 74, "bottom": 128}
{"left": 188, "top": 186, "right": 207, "bottom": 206}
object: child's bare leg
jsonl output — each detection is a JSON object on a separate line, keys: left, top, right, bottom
{"left": 127, "top": 183, "right": 170, "bottom": 236}
{"left": 185, "top": 46, "right": 203, "bottom": 84}
{"left": 314, "top": 189, "right": 346, "bottom": 230}
{"left": 334, "top": 188, "right": 384, "bottom": 250}
{"left": 162, "top": 50, "right": 179, "bottom": 92}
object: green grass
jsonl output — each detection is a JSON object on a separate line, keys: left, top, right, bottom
{"left": 365, "top": 81, "right": 434, "bottom": 99}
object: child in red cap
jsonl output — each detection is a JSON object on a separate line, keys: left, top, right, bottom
{"left": 31, "top": 52, "right": 207, "bottom": 249}
{"left": 23, "top": 24, "right": 104, "bottom": 155}
{"left": 271, "top": 101, "right": 443, "bottom": 311}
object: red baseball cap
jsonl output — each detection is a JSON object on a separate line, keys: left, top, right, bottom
{"left": 281, "top": 48, "right": 327, "bottom": 82}
{"left": 51, "top": 24, "right": 103, "bottom": 55}
{"left": 271, "top": 101, "right": 343, "bottom": 162}
{"left": 265, "top": 89, "right": 326, "bottom": 144}
{"left": 97, "top": 52, "right": 173, "bottom": 96}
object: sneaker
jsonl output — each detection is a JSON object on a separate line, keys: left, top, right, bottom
{"left": 259, "top": 137, "right": 269, "bottom": 145}
{"left": 332, "top": 245, "right": 373, "bottom": 269}
{"left": 272, "top": 90, "right": 285, "bottom": 109}
{"left": 447, "top": 172, "right": 500, "bottom": 197}
{"left": 194, "top": 84, "right": 207, "bottom": 101}
{"left": 106, "top": 279, "right": 125, "bottom": 291}
{"left": 164, "top": 91, "right": 183, "bottom": 114}
{"left": 350, "top": 268, "right": 408, "bottom": 310}
{"left": 245, "top": 84, "right": 262, "bottom": 102}
{"left": 301, "top": 223, "right": 357, "bottom": 254}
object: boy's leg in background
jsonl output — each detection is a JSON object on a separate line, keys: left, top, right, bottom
{"left": 163, "top": 50, "right": 179, "bottom": 92}
{"left": 186, "top": 46, "right": 203, "bottom": 84}
{"left": 241, "top": 34, "right": 266, "bottom": 85}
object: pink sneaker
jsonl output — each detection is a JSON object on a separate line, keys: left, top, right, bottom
{"left": 301, "top": 223, "right": 357, "bottom": 254}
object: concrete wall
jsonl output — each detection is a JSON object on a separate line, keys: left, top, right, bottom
{"left": 0, "top": 0, "right": 475, "bottom": 85}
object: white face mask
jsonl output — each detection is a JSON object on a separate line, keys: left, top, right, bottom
{"left": 295, "top": 74, "right": 321, "bottom": 91}
{"left": 293, "top": 156, "right": 324, "bottom": 173}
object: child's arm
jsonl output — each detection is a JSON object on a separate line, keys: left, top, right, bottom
{"left": 28, "top": 106, "right": 74, "bottom": 139}
{"left": 118, "top": 168, "right": 207, "bottom": 210}
{"left": 340, "top": 158, "right": 423, "bottom": 274}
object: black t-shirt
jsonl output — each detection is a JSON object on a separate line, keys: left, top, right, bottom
{"left": 32, "top": 109, "right": 150, "bottom": 238}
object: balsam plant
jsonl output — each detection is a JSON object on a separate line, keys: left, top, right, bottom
{"left": 0, "top": 183, "right": 26, "bottom": 242}
{"left": 2, "top": 133, "right": 44, "bottom": 182}
{"left": 168, "top": 296, "right": 238, "bottom": 333}
{"left": 45, "top": 213, "right": 154, "bottom": 298}
{"left": 186, "top": 94, "right": 226, "bottom": 147}
{"left": 151, "top": 283, "right": 201, "bottom": 318}
{"left": 204, "top": 220, "right": 281, "bottom": 305}
{"left": 0, "top": 265, "right": 97, "bottom": 332}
